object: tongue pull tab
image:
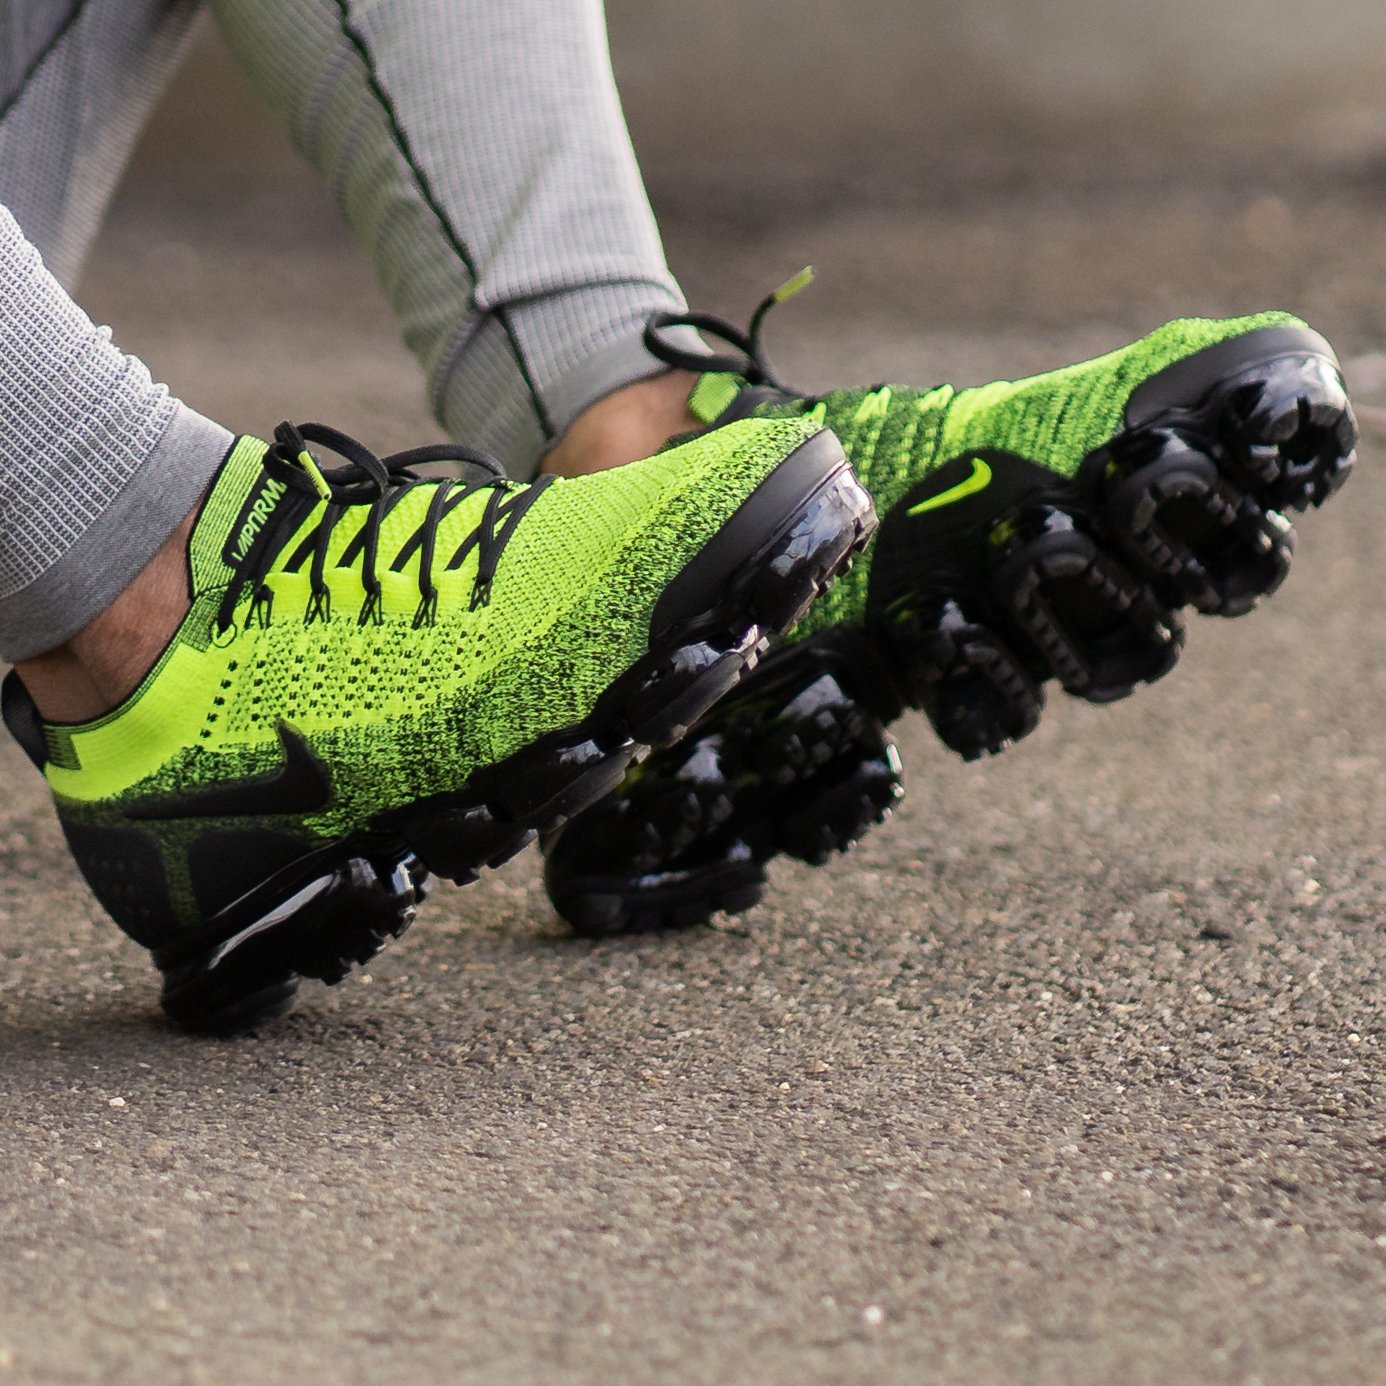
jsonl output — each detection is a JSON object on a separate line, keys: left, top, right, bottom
{"left": 687, "top": 373, "right": 746, "bottom": 424}
{"left": 219, "top": 465, "right": 293, "bottom": 573}
{"left": 179, "top": 432, "right": 317, "bottom": 619}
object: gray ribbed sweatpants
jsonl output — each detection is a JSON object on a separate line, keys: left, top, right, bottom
{"left": 0, "top": 0, "right": 689, "bottom": 662}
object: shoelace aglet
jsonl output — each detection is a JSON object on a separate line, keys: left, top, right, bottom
{"left": 771, "top": 266, "right": 815, "bottom": 304}
{"left": 296, "top": 449, "right": 334, "bottom": 502}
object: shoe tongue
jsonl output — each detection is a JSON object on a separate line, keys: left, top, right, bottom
{"left": 188, "top": 435, "right": 307, "bottom": 592}
{"left": 687, "top": 372, "right": 747, "bottom": 424}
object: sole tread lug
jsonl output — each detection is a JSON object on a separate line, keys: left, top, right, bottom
{"left": 545, "top": 648, "right": 905, "bottom": 935}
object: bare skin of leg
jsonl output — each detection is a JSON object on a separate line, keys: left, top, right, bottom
{"left": 15, "top": 511, "right": 196, "bottom": 724}
{"left": 540, "top": 369, "right": 701, "bottom": 478}
{"left": 15, "top": 369, "right": 702, "bottom": 723}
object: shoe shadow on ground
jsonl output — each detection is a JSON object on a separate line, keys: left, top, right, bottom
{"left": 0, "top": 997, "right": 169, "bottom": 1053}
{"left": 0, "top": 895, "right": 739, "bottom": 1064}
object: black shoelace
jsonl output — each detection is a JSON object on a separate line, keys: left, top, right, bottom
{"left": 642, "top": 267, "right": 815, "bottom": 396}
{"left": 216, "top": 422, "right": 553, "bottom": 635}
{"left": 645, "top": 271, "right": 907, "bottom": 441}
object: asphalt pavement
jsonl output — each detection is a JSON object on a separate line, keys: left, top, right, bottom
{"left": 1, "top": 39, "right": 1384, "bottom": 1386}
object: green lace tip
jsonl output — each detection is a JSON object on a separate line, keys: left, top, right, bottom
{"left": 297, "top": 449, "right": 333, "bottom": 502}
{"left": 773, "top": 266, "right": 815, "bottom": 304}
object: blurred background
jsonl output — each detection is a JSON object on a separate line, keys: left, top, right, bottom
{"left": 90, "top": 4, "right": 1386, "bottom": 447}
{"left": 609, "top": 0, "right": 1386, "bottom": 192}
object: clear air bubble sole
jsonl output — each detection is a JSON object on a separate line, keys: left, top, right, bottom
{"left": 152, "top": 433, "right": 877, "bottom": 1032}
{"left": 541, "top": 329, "right": 1358, "bottom": 937}
{"left": 541, "top": 638, "right": 905, "bottom": 936}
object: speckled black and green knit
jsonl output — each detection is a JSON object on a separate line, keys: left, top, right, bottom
{"left": 41, "top": 414, "right": 822, "bottom": 931}
{"left": 688, "top": 312, "right": 1302, "bottom": 639}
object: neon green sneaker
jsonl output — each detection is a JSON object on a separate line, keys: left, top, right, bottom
{"left": 2, "top": 418, "right": 874, "bottom": 1030}
{"left": 543, "top": 278, "right": 1357, "bottom": 934}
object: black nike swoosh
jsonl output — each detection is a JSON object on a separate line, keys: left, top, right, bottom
{"left": 126, "top": 722, "right": 334, "bottom": 822}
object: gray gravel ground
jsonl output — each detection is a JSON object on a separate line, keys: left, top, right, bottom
{"left": 2, "top": 43, "right": 1385, "bottom": 1386}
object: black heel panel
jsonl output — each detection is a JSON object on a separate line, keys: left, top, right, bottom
{"left": 155, "top": 850, "right": 425, "bottom": 1034}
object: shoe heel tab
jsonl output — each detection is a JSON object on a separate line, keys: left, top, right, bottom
{"left": 2, "top": 671, "right": 47, "bottom": 770}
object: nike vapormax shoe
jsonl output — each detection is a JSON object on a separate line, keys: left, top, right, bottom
{"left": 2, "top": 416, "right": 874, "bottom": 1030}
{"left": 543, "top": 277, "right": 1357, "bottom": 934}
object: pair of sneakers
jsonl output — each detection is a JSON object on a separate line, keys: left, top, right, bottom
{"left": 3, "top": 292, "right": 1356, "bottom": 1030}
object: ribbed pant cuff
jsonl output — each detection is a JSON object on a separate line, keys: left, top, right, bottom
{"left": 433, "top": 277, "right": 707, "bottom": 481}
{"left": 0, "top": 404, "right": 234, "bottom": 662}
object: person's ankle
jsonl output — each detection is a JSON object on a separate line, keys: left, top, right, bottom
{"left": 540, "top": 370, "right": 703, "bottom": 478}
{"left": 14, "top": 512, "right": 195, "bottom": 723}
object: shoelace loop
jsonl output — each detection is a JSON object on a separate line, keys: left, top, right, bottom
{"left": 643, "top": 269, "right": 896, "bottom": 424}
{"left": 643, "top": 268, "right": 817, "bottom": 393}
{"left": 216, "top": 422, "right": 551, "bottom": 634}
{"left": 646, "top": 275, "right": 906, "bottom": 437}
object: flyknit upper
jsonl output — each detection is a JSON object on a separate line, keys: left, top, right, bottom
{"left": 690, "top": 312, "right": 1304, "bottom": 638}
{"left": 42, "top": 413, "right": 821, "bottom": 857}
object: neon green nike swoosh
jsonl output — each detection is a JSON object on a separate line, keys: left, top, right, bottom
{"left": 907, "top": 457, "right": 993, "bottom": 516}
